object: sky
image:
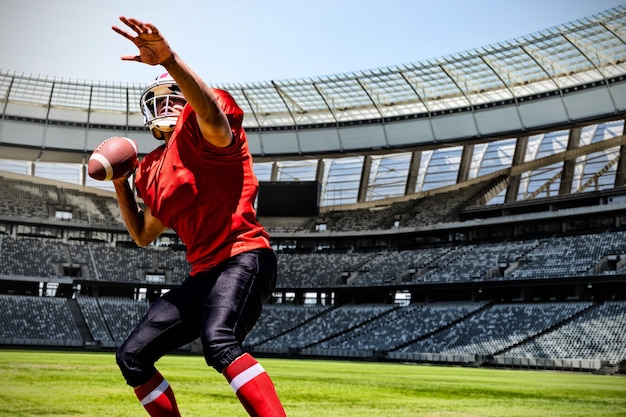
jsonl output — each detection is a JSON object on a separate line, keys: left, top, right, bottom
{"left": 0, "top": 0, "right": 624, "bottom": 86}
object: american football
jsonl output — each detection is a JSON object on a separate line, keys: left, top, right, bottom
{"left": 87, "top": 136, "right": 138, "bottom": 181}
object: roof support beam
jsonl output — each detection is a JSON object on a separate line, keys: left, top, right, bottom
{"left": 520, "top": 44, "right": 571, "bottom": 122}
{"left": 457, "top": 144, "right": 474, "bottom": 183}
{"left": 576, "top": 156, "right": 619, "bottom": 193}
{"left": 398, "top": 69, "right": 437, "bottom": 141}
{"left": 505, "top": 136, "right": 529, "bottom": 203}
{"left": 358, "top": 154, "right": 372, "bottom": 204}
{"left": 405, "top": 150, "right": 422, "bottom": 196}
{"left": 561, "top": 33, "right": 619, "bottom": 112}
{"left": 272, "top": 81, "right": 302, "bottom": 154}
{"left": 614, "top": 119, "right": 626, "bottom": 188}
{"left": 439, "top": 64, "right": 481, "bottom": 135}
{"left": 559, "top": 127, "right": 582, "bottom": 196}
{"left": 240, "top": 88, "right": 266, "bottom": 155}
{"left": 355, "top": 77, "right": 390, "bottom": 148}
{"left": 312, "top": 82, "right": 344, "bottom": 152}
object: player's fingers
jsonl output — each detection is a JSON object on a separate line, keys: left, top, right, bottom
{"left": 119, "top": 16, "right": 145, "bottom": 35}
{"left": 120, "top": 54, "right": 142, "bottom": 62}
{"left": 111, "top": 25, "right": 134, "bottom": 41}
{"left": 122, "top": 16, "right": 144, "bottom": 26}
{"left": 144, "top": 23, "right": 159, "bottom": 35}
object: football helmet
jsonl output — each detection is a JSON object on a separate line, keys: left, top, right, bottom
{"left": 140, "top": 72, "right": 187, "bottom": 139}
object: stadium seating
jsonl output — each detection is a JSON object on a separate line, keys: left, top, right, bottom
{"left": 0, "top": 175, "right": 502, "bottom": 233}
{"left": 312, "top": 302, "right": 486, "bottom": 352}
{"left": 2, "top": 230, "right": 626, "bottom": 287}
{"left": 509, "top": 233, "right": 626, "bottom": 280}
{"left": 0, "top": 291, "right": 624, "bottom": 368}
{"left": 1, "top": 177, "right": 626, "bottom": 370}
{"left": 63, "top": 189, "right": 124, "bottom": 226}
{"left": 76, "top": 295, "right": 114, "bottom": 345}
{"left": 254, "top": 304, "right": 395, "bottom": 352}
{"left": 396, "top": 302, "right": 592, "bottom": 357}
{"left": 244, "top": 304, "right": 332, "bottom": 347}
{"left": 96, "top": 296, "right": 149, "bottom": 343}
{"left": 0, "top": 236, "right": 65, "bottom": 277}
{"left": 499, "top": 301, "right": 626, "bottom": 364}
{"left": 0, "top": 295, "right": 82, "bottom": 345}
{"left": 0, "top": 178, "right": 58, "bottom": 219}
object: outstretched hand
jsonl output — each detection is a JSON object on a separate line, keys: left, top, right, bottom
{"left": 112, "top": 16, "right": 174, "bottom": 66}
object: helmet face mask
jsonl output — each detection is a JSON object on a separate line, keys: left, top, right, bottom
{"left": 140, "top": 73, "right": 187, "bottom": 139}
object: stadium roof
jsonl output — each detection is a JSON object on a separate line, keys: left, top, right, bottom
{"left": 0, "top": 5, "right": 625, "bottom": 207}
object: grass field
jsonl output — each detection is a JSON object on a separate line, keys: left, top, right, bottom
{"left": 0, "top": 349, "right": 624, "bottom": 417}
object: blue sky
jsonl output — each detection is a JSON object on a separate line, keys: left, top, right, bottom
{"left": 1, "top": 0, "right": 624, "bottom": 85}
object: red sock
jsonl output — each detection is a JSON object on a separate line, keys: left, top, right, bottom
{"left": 223, "top": 353, "right": 287, "bottom": 417}
{"left": 133, "top": 371, "right": 181, "bottom": 417}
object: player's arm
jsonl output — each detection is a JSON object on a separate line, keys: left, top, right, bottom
{"left": 112, "top": 16, "right": 232, "bottom": 148}
{"left": 112, "top": 177, "right": 166, "bottom": 247}
{"left": 162, "top": 54, "right": 233, "bottom": 148}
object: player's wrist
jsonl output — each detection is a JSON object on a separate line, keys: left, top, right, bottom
{"left": 112, "top": 176, "right": 129, "bottom": 185}
{"left": 160, "top": 52, "right": 177, "bottom": 69}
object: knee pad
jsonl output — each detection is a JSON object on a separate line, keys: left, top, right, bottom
{"left": 200, "top": 322, "right": 244, "bottom": 373}
{"left": 116, "top": 342, "right": 156, "bottom": 387}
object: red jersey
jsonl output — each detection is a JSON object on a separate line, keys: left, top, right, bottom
{"left": 134, "top": 94, "right": 270, "bottom": 275}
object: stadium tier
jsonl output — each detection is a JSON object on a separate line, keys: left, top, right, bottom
{"left": 1, "top": 294, "right": 625, "bottom": 372}
{"left": 0, "top": 5, "right": 625, "bottom": 373}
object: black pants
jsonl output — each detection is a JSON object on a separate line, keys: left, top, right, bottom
{"left": 116, "top": 248, "right": 277, "bottom": 387}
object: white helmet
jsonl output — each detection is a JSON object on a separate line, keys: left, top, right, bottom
{"left": 140, "top": 72, "right": 187, "bottom": 139}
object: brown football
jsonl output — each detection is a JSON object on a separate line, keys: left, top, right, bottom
{"left": 87, "top": 136, "right": 138, "bottom": 181}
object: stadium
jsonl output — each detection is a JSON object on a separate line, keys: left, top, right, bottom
{"left": 1, "top": 3, "right": 626, "bottom": 379}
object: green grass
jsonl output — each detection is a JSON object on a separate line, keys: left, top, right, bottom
{"left": 0, "top": 349, "right": 624, "bottom": 416}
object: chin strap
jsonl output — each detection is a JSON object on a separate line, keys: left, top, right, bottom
{"left": 151, "top": 128, "right": 165, "bottom": 140}
{"left": 151, "top": 125, "right": 176, "bottom": 140}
